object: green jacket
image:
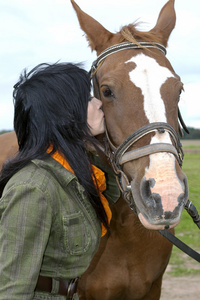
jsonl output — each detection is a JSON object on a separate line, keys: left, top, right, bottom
{"left": 0, "top": 155, "right": 120, "bottom": 300}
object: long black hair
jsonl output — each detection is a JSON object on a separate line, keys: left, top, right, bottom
{"left": 0, "top": 62, "right": 108, "bottom": 229}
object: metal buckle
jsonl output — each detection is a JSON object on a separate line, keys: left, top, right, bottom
{"left": 66, "top": 277, "right": 79, "bottom": 300}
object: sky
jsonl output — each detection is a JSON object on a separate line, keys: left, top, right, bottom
{"left": 0, "top": 0, "right": 200, "bottom": 131}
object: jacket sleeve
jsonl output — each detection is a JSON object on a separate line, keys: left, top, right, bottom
{"left": 89, "top": 153, "right": 120, "bottom": 205}
{"left": 0, "top": 183, "right": 52, "bottom": 300}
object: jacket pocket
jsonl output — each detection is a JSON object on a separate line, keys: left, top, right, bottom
{"left": 63, "top": 211, "right": 91, "bottom": 255}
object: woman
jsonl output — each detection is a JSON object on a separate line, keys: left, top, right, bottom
{"left": 0, "top": 63, "right": 120, "bottom": 299}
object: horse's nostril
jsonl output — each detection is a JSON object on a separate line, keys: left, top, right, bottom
{"left": 141, "top": 178, "right": 161, "bottom": 208}
{"left": 153, "top": 193, "right": 162, "bottom": 204}
{"left": 149, "top": 178, "right": 156, "bottom": 188}
{"left": 142, "top": 179, "right": 151, "bottom": 198}
{"left": 142, "top": 178, "right": 155, "bottom": 197}
{"left": 140, "top": 175, "right": 187, "bottom": 221}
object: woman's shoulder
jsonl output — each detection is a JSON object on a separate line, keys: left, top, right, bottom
{"left": 4, "top": 156, "right": 76, "bottom": 195}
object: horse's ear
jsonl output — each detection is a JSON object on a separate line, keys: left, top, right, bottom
{"left": 70, "top": 0, "right": 114, "bottom": 54}
{"left": 149, "top": 0, "right": 176, "bottom": 47}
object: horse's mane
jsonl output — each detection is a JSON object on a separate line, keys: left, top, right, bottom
{"left": 119, "top": 24, "right": 162, "bottom": 46}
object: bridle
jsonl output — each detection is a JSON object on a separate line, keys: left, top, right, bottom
{"left": 90, "top": 41, "right": 200, "bottom": 263}
{"left": 104, "top": 122, "right": 183, "bottom": 203}
{"left": 90, "top": 41, "right": 186, "bottom": 202}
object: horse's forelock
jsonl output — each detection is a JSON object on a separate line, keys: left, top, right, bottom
{"left": 119, "top": 25, "right": 162, "bottom": 45}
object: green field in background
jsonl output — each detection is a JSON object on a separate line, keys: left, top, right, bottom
{"left": 168, "top": 141, "right": 200, "bottom": 276}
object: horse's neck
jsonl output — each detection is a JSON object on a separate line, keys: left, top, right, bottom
{"left": 110, "top": 197, "right": 160, "bottom": 240}
{"left": 111, "top": 197, "right": 142, "bottom": 231}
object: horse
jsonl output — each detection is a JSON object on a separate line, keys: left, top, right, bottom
{"left": 70, "top": 0, "right": 188, "bottom": 299}
{"left": 0, "top": 131, "right": 18, "bottom": 169}
{"left": 0, "top": 0, "right": 188, "bottom": 299}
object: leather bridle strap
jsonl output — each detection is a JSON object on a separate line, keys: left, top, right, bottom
{"left": 105, "top": 122, "right": 184, "bottom": 169}
{"left": 178, "top": 107, "right": 190, "bottom": 136}
{"left": 185, "top": 199, "right": 200, "bottom": 229}
{"left": 160, "top": 200, "right": 200, "bottom": 263}
{"left": 90, "top": 41, "right": 166, "bottom": 76}
{"left": 120, "top": 143, "right": 179, "bottom": 165}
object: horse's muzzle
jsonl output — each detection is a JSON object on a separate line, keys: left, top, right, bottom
{"left": 131, "top": 175, "right": 189, "bottom": 230}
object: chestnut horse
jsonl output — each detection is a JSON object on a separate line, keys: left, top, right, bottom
{"left": 70, "top": 0, "right": 188, "bottom": 299}
{"left": 0, "top": 131, "right": 18, "bottom": 169}
{"left": 0, "top": 0, "right": 188, "bottom": 299}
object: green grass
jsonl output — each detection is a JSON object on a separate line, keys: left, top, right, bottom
{"left": 183, "top": 145, "right": 200, "bottom": 149}
{"left": 167, "top": 152, "right": 200, "bottom": 276}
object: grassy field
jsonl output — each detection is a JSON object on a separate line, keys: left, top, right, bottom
{"left": 167, "top": 140, "right": 200, "bottom": 276}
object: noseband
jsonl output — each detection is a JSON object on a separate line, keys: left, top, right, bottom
{"left": 104, "top": 122, "right": 183, "bottom": 202}
{"left": 90, "top": 41, "right": 188, "bottom": 202}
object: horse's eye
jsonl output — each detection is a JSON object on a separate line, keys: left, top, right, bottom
{"left": 103, "top": 88, "right": 114, "bottom": 98}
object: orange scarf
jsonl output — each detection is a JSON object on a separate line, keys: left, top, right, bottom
{"left": 48, "top": 149, "right": 111, "bottom": 237}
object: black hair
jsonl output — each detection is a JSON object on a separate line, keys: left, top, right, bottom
{"left": 0, "top": 62, "right": 108, "bottom": 229}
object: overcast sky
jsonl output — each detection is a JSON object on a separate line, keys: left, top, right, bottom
{"left": 0, "top": 0, "right": 200, "bottom": 131}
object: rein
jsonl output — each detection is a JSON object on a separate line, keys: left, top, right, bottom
{"left": 90, "top": 41, "right": 200, "bottom": 263}
{"left": 159, "top": 198, "right": 200, "bottom": 262}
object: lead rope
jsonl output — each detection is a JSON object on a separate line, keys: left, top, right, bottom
{"left": 159, "top": 229, "right": 200, "bottom": 263}
{"left": 185, "top": 199, "right": 200, "bottom": 229}
{"left": 159, "top": 200, "right": 200, "bottom": 263}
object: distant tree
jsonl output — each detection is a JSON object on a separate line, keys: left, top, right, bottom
{"left": 1, "top": 128, "right": 200, "bottom": 138}
{"left": 182, "top": 127, "right": 200, "bottom": 139}
{"left": 0, "top": 130, "right": 12, "bottom": 135}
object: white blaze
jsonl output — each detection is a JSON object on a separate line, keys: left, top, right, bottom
{"left": 126, "top": 53, "right": 175, "bottom": 145}
{"left": 126, "top": 53, "right": 175, "bottom": 128}
{"left": 126, "top": 54, "right": 183, "bottom": 213}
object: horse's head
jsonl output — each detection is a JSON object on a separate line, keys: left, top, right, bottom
{"left": 71, "top": 0, "right": 189, "bottom": 230}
